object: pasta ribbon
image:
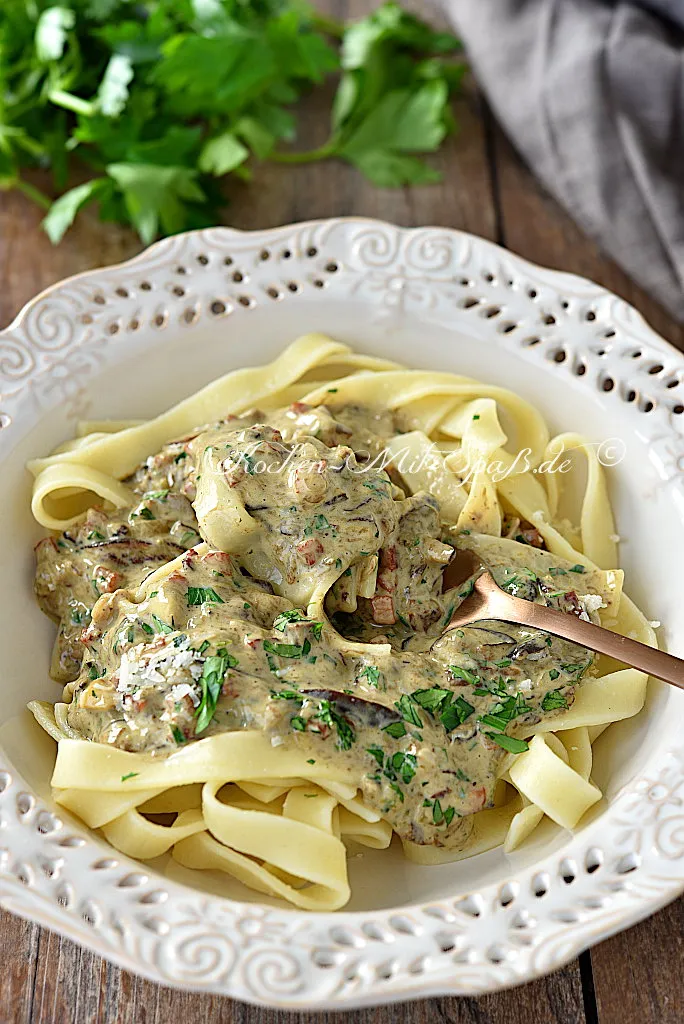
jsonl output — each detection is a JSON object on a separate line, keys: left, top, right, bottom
{"left": 26, "top": 336, "right": 657, "bottom": 909}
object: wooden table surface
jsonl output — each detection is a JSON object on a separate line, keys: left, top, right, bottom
{"left": 1, "top": 2, "right": 683, "bottom": 1021}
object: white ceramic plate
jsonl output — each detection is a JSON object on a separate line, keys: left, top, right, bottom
{"left": 1, "top": 218, "right": 684, "bottom": 1008}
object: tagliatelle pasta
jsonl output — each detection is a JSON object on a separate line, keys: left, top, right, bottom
{"left": 27, "top": 334, "right": 653, "bottom": 910}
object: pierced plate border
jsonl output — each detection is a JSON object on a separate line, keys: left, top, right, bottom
{"left": 0, "top": 218, "right": 683, "bottom": 1008}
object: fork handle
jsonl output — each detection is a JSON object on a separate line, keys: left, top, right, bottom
{"left": 489, "top": 591, "right": 682, "bottom": 689}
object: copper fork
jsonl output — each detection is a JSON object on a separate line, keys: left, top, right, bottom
{"left": 439, "top": 549, "right": 683, "bottom": 689}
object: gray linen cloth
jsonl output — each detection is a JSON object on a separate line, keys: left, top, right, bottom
{"left": 439, "top": 0, "right": 684, "bottom": 321}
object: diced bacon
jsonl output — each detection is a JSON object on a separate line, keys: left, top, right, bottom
{"left": 518, "top": 522, "right": 546, "bottom": 549}
{"left": 380, "top": 545, "right": 398, "bottom": 571}
{"left": 93, "top": 566, "right": 122, "bottom": 593}
{"left": 222, "top": 459, "right": 246, "bottom": 487}
{"left": 296, "top": 537, "right": 324, "bottom": 566}
{"left": 292, "top": 461, "right": 327, "bottom": 502}
{"left": 370, "top": 594, "right": 396, "bottom": 625}
{"left": 560, "top": 590, "right": 583, "bottom": 618}
{"left": 470, "top": 785, "right": 487, "bottom": 812}
{"left": 290, "top": 403, "right": 312, "bottom": 415}
{"left": 376, "top": 568, "right": 396, "bottom": 594}
{"left": 34, "top": 536, "right": 58, "bottom": 555}
{"left": 81, "top": 622, "right": 101, "bottom": 646}
{"left": 201, "top": 550, "right": 233, "bottom": 571}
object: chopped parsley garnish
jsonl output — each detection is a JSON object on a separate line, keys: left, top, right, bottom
{"left": 264, "top": 639, "right": 311, "bottom": 659}
{"left": 440, "top": 696, "right": 475, "bottom": 731}
{"left": 316, "top": 699, "right": 355, "bottom": 750}
{"left": 70, "top": 608, "right": 85, "bottom": 625}
{"left": 570, "top": 564, "right": 586, "bottom": 573}
{"left": 313, "top": 514, "right": 330, "bottom": 530}
{"left": 273, "top": 609, "right": 306, "bottom": 631}
{"left": 388, "top": 751, "right": 417, "bottom": 785}
{"left": 359, "top": 665, "right": 381, "bottom": 687}
{"left": 383, "top": 721, "right": 407, "bottom": 739}
{"left": 560, "top": 662, "right": 589, "bottom": 675}
{"left": 216, "top": 647, "right": 238, "bottom": 667}
{"left": 549, "top": 567, "right": 567, "bottom": 576}
{"left": 291, "top": 716, "right": 306, "bottom": 731}
{"left": 88, "top": 664, "right": 104, "bottom": 681}
{"left": 140, "top": 622, "right": 154, "bottom": 635}
{"left": 243, "top": 602, "right": 251, "bottom": 610}
{"left": 541, "top": 689, "right": 569, "bottom": 712}
{"left": 306, "top": 758, "right": 316, "bottom": 764}
{"left": 311, "top": 622, "right": 323, "bottom": 640}
{"left": 87, "top": 530, "right": 105, "bottom": 541}
{"left": 195, "top": 654, "right": 231, "bottom": 734}
{"left": 174, "top": 451, "right": 188, "bottom": 463}
{"left": 411, "top": 688, "right": 452, "bottom": 713}
{"left": 151, "top": 614, "right": 173, "bottom": 634}
{"left": 395, "top": 694, "right": 423, "bottom": 728}
{"left": 449, "top": 665, "right": 480, "bottom": 685}
{"left": 137, "top": 507, "right": 155, "bottom": 520}
{"left": 549, "top": 669, "right": 560, "bottom": 681}
{"left": 478, "top": 692, "right": 532, "bottom": 750}
{"left": 430, "top": 798, "right": 455, "bottom": 826}
{"left": 187, "top": 586, "right": 224, "bottom": 606}
{"left": 367, "top": 746, "right": 385, "bottom": 767}
{"left": 480, "top": 692, "right": 531, "bottom": 730}
{"left": 121, "top": 772, "right": 139, "bottom": 782}
{"left": 335, "top": 558, "right": 343, "bottom": 569}
{"left": 486, "top": 733, "right": 529, "bottom": 754}
{"left": 459, "top": 581, "right": 474, "bottom": 598}
{"left": 197, "top": 639, "right": 210, "bottom": 655}
{"left": 270, "top": 689, "right": 301, "bottom": 701}
{"left": 180, "top": 530, "right": 198, "bottom": 546}
{"left": 171, "top": 726, "right": 186, "bottom": 744}
{"left": 494, "top": 658, "right": 511, "bottom": 668}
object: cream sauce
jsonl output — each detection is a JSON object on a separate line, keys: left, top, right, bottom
{"left": 36, "top": 402, "right": 602, "bottom": 850}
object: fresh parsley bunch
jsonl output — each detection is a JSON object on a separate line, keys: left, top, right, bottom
{"left": 0, "top": 1, "right": 464, "bottom": 244}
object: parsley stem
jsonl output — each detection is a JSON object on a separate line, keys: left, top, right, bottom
{"left": 310, "top": 13, "right": 344, "bottom": 37}
{"left": 16, "top": 178, "right": 51, "bottom": 211}
{"left": 271, "top": 142, "right": 338, "bottom": 164}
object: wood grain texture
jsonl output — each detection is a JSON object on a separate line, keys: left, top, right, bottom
{"left": 0, "top": 2, "right": 681, "bottom": 1021}
{"left": 591, "top": 897, "right": 684, "bottom": 1024}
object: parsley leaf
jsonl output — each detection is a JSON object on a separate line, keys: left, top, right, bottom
{"left": 487, "top": 733, "right": 529, "bottom": 754}
{"left": 273, "top": 609, "right": 306, "bottom": 630}
{"left": 187, "top": 586, "right": 224, "bottom": 606}
{"left": 449, "top": 665, "right": 480, "bottom": 685}
{"left": 541, "top": 689, "right": 569, "bottom": 712}
{"left": 195, "top": 653, "right": 230, "bottom": 734}
{"left": 359, "top": 665, "right": 381, "bottom": 687}
{"left": 395, "top": 694, "right": 423, "bottom": 728}
{"left": 2, "top": 1, "right": 464, "bottom": 243}
{"left": 264, "top": 639, "right": 310, "bottom": 659}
